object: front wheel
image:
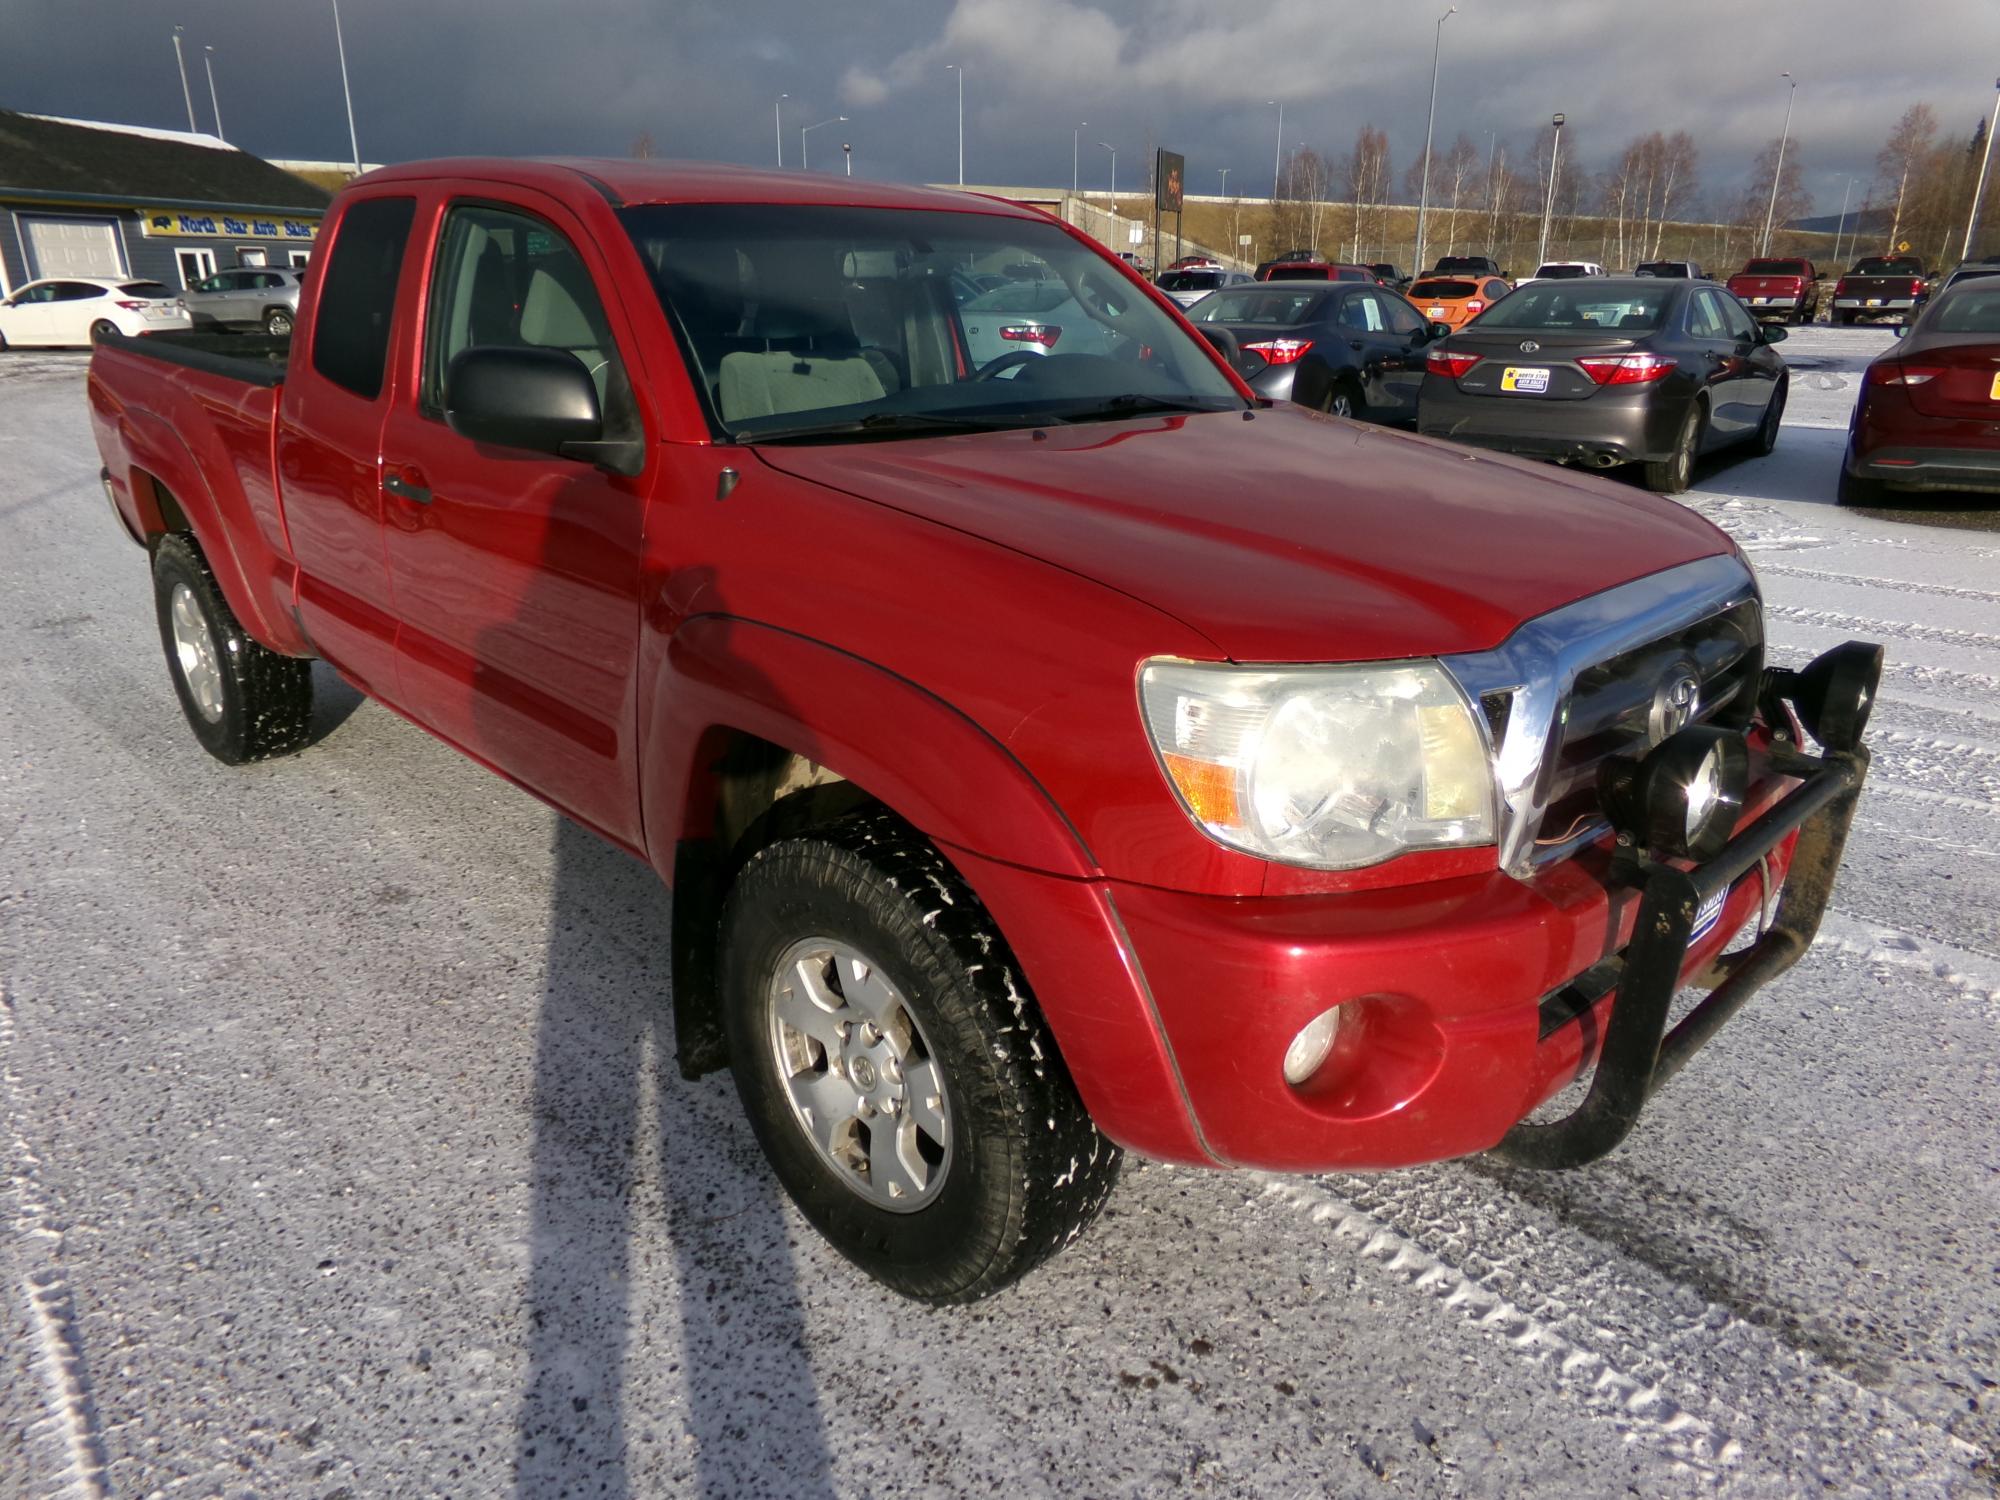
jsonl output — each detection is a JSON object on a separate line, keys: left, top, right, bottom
{"left": 1643, "top": 400, "right": 1705, "bottom": 494}
{"left": 721, "top": 810, "right": 1120, "bottom": 1303}
{"left": 152, "top": 534, "right": 313, "bottom": 763}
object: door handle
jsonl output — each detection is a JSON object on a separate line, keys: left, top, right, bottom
{"left": 384, "top": 468, "right": 432, "bottom": 505}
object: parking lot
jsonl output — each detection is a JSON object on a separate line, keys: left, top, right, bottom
{"left": 2, "top": 326, "right": 1996, "bottom": 1497}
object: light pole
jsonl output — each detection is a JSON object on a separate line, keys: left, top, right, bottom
{"left": 774, "top": 94, "right": 788, "bottom": 167}
{"left": 842, "top": 142, "right": 852, "bottom": 178}
{"left": 171, "top": 27, "right": 197, "bottom": 133}
{"left": 1073, "top": 122, "right": 1086, "bottom": 196}
{"left": 801, "top": 116, "right": 846, "bottom": 172}
{"left": 203, "top": 46, "right": 224, "bottom": 141}
{"left": 330, "top": 0, "right": 362, "bottom": 176}
{"left": 1963, "top": 77, "right": 2000, "bottom": 260}
{"left": 1219, "top": 167, "right": 1230, "bottom": 197}
{"left": 1832, "top": 175, "right": 1856, "bottom": 266}
{"left": 946, "top": 64, "right": 964, "bottom": 186}
{"left": 1758, "top": 71, "right": 1797, "bottom": 257}
{"left": 1537, "top": 112, "right": 1565, "bottom": 269}
{"left": 1100, "top": 142, "right": 1117, "bottom": 205}
{"left": 1268, "top": 99, "right": 1284, "bottom": 201}
{"left": 1413, "top": 5, "right": 1457, "bottom": 276}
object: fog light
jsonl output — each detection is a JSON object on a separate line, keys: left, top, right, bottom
{"left": 1283, "top": 1006, "right": 1344, "bottom": 1086}
{"left": 1600, "top": 726, "right": 1750, "bottom": 861}
{"left": 1776, "top": 641, "right": 1883, "bottom": 753}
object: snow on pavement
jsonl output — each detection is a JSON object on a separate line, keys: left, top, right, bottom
{"left": 0, "top": 330, "right": 1995, "bottom": 1497}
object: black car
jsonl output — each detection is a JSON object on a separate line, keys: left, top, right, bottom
{"left": 1186, "top": 281, "right": 1443, "bottom": 421}
{"left": 1416, "top": 277, "right": 1788, "bottom": 494}
{"left": 1432, "top": 254, "right": 1505, "bottom": 278}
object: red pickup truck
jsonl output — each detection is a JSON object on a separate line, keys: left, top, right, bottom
{"left": 88, "top": 159, "right": 1878, "bottom": 1303}
{"left": 1726, "top": 257, "right": 1821, "bottom": 323}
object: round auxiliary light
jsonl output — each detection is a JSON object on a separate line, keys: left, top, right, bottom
{"left": 1283, "top": 1006, "right": 1344, "bottom": 1087}
{"left": 1599, "top": 725, "right": 1751, "bottom": 862}
{"left": 1787, "top": 641, "right": 1884, "bottom": 753}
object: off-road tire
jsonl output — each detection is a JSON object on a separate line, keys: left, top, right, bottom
{"left": 721, "top": 809, "right": 1120, "bottom": 1303}
{"left": 1643, "top": 399, "right": 1705, "bottom": 494}
{"left": 1750, "top": 375, "right": 1787, "bottom": 457}
{"left": 151, "top": 533, "right": 313, "bottom": 764}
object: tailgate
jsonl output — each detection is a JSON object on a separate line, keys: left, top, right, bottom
{"left": 1904, "top": 339, "right": 2000, "bottom": 420}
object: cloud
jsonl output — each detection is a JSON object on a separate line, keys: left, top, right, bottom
{"left": 841, "top": 69, "right": 890, "bottom": 110}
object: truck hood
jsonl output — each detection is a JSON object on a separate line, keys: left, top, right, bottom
{"left": 750, "top": 404, "right": 1734, "bottom": 661}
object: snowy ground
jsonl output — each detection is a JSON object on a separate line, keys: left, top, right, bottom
{"left": 1, "top": 328, "right": 1995, "bottom": 1498}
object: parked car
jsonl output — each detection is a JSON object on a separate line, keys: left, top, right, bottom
{"left": 1251, "top": 248, "right": 1321, "bottom": 278}
{"left": 87, "top": 159, "right": 1875, "bottom": 1305}
{"left": 1257, "top": 261, "right": 1375, "bottom": 283}
{"left": 1517, "top": 261, "right": 1606, "bottom": 285}
{"left": 1432, "top": 254, "right": 1506, "bottom": 279}
{"left": 957, "top": 276, "right": 1124, "bottom": 364}
{"left": 0, "top": 277, "right": 188, "bottom": 347}
{"left": 1165, "top": 255, "right": 1220, "bottom": 271}
{"left": 1725, "top": 257, "right": 1819, "bottom": 324}
{"left": 1634, "top": 261, "right": 1706, "bottom": 279}
{"left": 1367, "top": 263, "right": 1408, "bottom": 288}
{"left": 1155, "top": 266, "right": 1253, "bottom": 308}
{"left": 1418, "top": 276, "right": 1788, "bottom": 493}
{"left": 1115, "top": 251, "right": 1153, "bottom": 276}
{"left": 179, "top": 267, "right": 306, "bottom": 336}
{"left": 1183, "top": 280, "right": 1442, "bottom": 418}
{"left": 1841, "top": 278, "right": 2000, "bottom": 503}
{"left": 1912, "top": 258, "right": 2000, "bottom": 318}
{"left": 1407, "top": 273, "right": 1513, "bottom": 330}
{"left": 1830, "top": 256, "right": 1927, "bottom": 326}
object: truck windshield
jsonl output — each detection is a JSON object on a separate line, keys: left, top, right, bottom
{"left": 619, "top": 203, "right": 1243, "bottom": 441}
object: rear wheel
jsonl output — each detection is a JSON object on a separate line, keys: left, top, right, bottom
{"left": 1643, "top": 400, "right": 1705, "bottom": 494}
{"left": 1834, "top": 310, "right": 1854, "bottom": 326}
{"left": 721, "top": 810, "right": 1120, "bottom": 1303}
{"left": 1750, "top": 375, "right": 1787, "bottom": 457}
{"left": 1837, "top": 465, "right": 1890, "bottom": 507}
{"left": 151, "top": 534, "right": 313, "bottom": 763}
{"left": 89, "top": 319, "right": 118, "bottom": 342}
{"left": 1322, "top": 378, "right": 1364, "bottom": 420}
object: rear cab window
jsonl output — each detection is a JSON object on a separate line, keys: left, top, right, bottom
{"left": 311, "top": 196, "right": 418, "bottom": 399}
{"left": 1743, "top": 260, "right": 1809, "bottom": 277}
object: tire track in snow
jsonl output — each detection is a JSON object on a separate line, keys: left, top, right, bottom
{"left": 1754, "top": 562, "right": 2000, "bottom": 607}
{"left": 1765, "top": 603, "right": 2000, "bottom": 653}
{"left": 0, "top": 981, "right": 109, "bottom": 1500}
{"left": 1820, "top": 911, "right": 2000, "bottom": 1009}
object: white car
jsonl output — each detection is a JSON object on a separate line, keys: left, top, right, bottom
{"left": 1515, "top": 261, "right": 1607, "bottom": 287}
{"left": 0, "top": 277, "right": 190, "bottom": 348}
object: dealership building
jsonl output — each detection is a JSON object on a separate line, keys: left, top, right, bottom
{"left": 0, "top": 110, "right": 331, "bottom": 297}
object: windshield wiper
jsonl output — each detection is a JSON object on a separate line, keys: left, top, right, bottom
{"left": 733, "top": 410, "right": 1063, "bottom": 444}
{"left": 1055, "top": 394, "right": 1243, "bottom": 423}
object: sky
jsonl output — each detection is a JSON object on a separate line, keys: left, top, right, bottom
{"left": 3, "top": 0, "right": 1996, "bottom": 218}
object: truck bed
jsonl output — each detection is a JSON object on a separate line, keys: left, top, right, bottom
{"left": 101, "top": 329, "right": 291, "bottom": 387}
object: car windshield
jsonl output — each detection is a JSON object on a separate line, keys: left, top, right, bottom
{"left": 1157, "top": 270, "right": 1224, "bottom": 291}
{"left": 1947, "top": 266, "right": 2000, "bottom": 288}
{"left": 1929, "top": 289, "right": 2000, "bottom": 333}
{"left": 1435, "top": 258, "right": 1487, "bottom": 272}
{"left": 620, "top": 203, "right": 1242, "bottom": 440}
{"left": 1532, "top": 264, "right": 1590, "bottom": 279}
{"left": 1187, "top": 288, "right": 1325, "bottom": 325}
{"left": 1471, "top": 284, "right": 1669, "bottom": 331}
{"left": 1411, "top": 279, "right": 1477, "bottom": 299}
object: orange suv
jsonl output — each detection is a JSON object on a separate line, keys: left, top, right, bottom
{"left": 1408, "top": 273, "right": 1513, "bottom": 330}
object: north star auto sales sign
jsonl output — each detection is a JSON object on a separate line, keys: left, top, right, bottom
{"left": 140, "top": 209, "right": 319, "bottom": 242}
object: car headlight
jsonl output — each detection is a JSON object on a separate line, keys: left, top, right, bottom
{"left": 1138, "top": 658, "right": 1497, "bottom": 870}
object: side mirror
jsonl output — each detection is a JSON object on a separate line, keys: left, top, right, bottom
{"left": 1760, "top": 324, "right": 1788, "bottom": 344}
{"left": 1894, "top": 324, "right": 1907, "bottom": 339}
{"left": 1194, "top": 324, "right": 1241, "bottom": 364}
{"left": 444, "top": 347, "right": 639, "bottom": 474}
{"left": 1429, "top": 321, "right": 1453, "bottom": 341}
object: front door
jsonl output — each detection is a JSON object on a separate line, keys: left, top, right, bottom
{"left": 1689, "top": 289, "right": 1755, "bottom": 440}
{"left": 376, "top": 195, "right": 653, "bottom": 848}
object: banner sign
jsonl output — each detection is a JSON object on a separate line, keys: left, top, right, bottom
{"left": 1155, "top": 150, "right": 1184, "bottom": 213}
{"left": 140, "top": 209, "right": 319, "bottom": 242}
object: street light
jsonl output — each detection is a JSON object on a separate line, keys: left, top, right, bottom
{"left": 1758, "top": 71, "right": 1797, "bottom": 257}
{"left": 203, "top": 45, "right": 224, "bottom": 141}
{"left": 1267, "top": 99, "right": 1284, "bottom": 200}
{"left": 1219, "top": 167, "right": 1230, "bottom": 197}
{"left": 801, "top": 116, "right": 846, "bottom": 172}
{"left": 1073, "top": 122, "right": 1087, "bottom": 196}
{"left": 1100, "top": 141, "right": 1117, "bottom": 203}
{"left": 842, "top": 142, "right": 853, "bottom": 178}
{"left": 171, "top": 26, "right": 197, "bottom": 133}
{"left": 945, "top": 63, "right": 964, "bottom": 186}
{"left": 1963, "top": 77, "right": 2000, "bottom": 260}
{"left": 774, "top": 93, "right": 788, "bottom": 167}
{"left": 1832, "top": 175, "right": 1856, "bottom": 266}
{"left": 330, "top": 0, "right": 362, "bottom": 176}
{"left": 1537, "top": 112, "right": 1565, "bottom": 269}
{"left": 1413, "top": 5, "right": 1457, "bottom": 277}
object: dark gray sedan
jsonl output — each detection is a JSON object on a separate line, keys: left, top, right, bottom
{"left": 180, "top": 267, "right": 304, "bottom": 336}
{"left": 1416, "top": 277, "right": 1789, "bottom": 493}
{"left": 1184, "top": 281, "right": 1441, "bottom": 422}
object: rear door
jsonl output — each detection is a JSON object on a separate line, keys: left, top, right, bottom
{"left": 375, "top": 193, "right": 653, "bottom": 847}
{"left": 274, "top": 193, "right": 420, "bottom": 699}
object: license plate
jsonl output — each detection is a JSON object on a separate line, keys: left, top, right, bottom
{"left": 1428, "top": 306, "right": 1447, "bottom": 318}
{"left": 1866, "top": 298, "right": 1882, "bottom": 307}
{"left": 1750, "top": 296, "right": 1768, "bottom": 304}
{"left": 1501, "top": 366, "right": 1550, "bottom": 394}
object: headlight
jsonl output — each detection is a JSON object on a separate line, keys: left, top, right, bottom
{"left": 1139, "top": 658, "right": 1497, "bottom": 870}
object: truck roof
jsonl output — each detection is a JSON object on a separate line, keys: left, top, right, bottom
{"left": 352, "top": 157, "right": 1042, "bottom": 219}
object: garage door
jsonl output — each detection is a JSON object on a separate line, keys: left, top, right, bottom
{"left": 23, "top": 216, "right": 124, "bottom": 279}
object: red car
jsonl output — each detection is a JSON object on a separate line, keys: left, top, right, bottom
{"left": 1843, "top": 278, "right": 2000, "bottom": 502}
{"left": 87, "top": 158, "right": 1877, "bottom": 1302}
{"left": 1257, "top": 260, "right": 1375, "bottom": 283}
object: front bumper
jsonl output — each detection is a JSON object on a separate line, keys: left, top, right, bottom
{"left": 1418, "top": 378, "right": 1689, "bottom": 465}
{"left": 1849, "top": 443, "right": 2000, "bottom": 494}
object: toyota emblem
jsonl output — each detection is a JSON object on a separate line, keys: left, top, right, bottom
{"left": 1519, "top": 339, "right": 1541, "bottom": 353}
{"left": 1650, "top": 671, "right": 1702, "bottom": 744}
